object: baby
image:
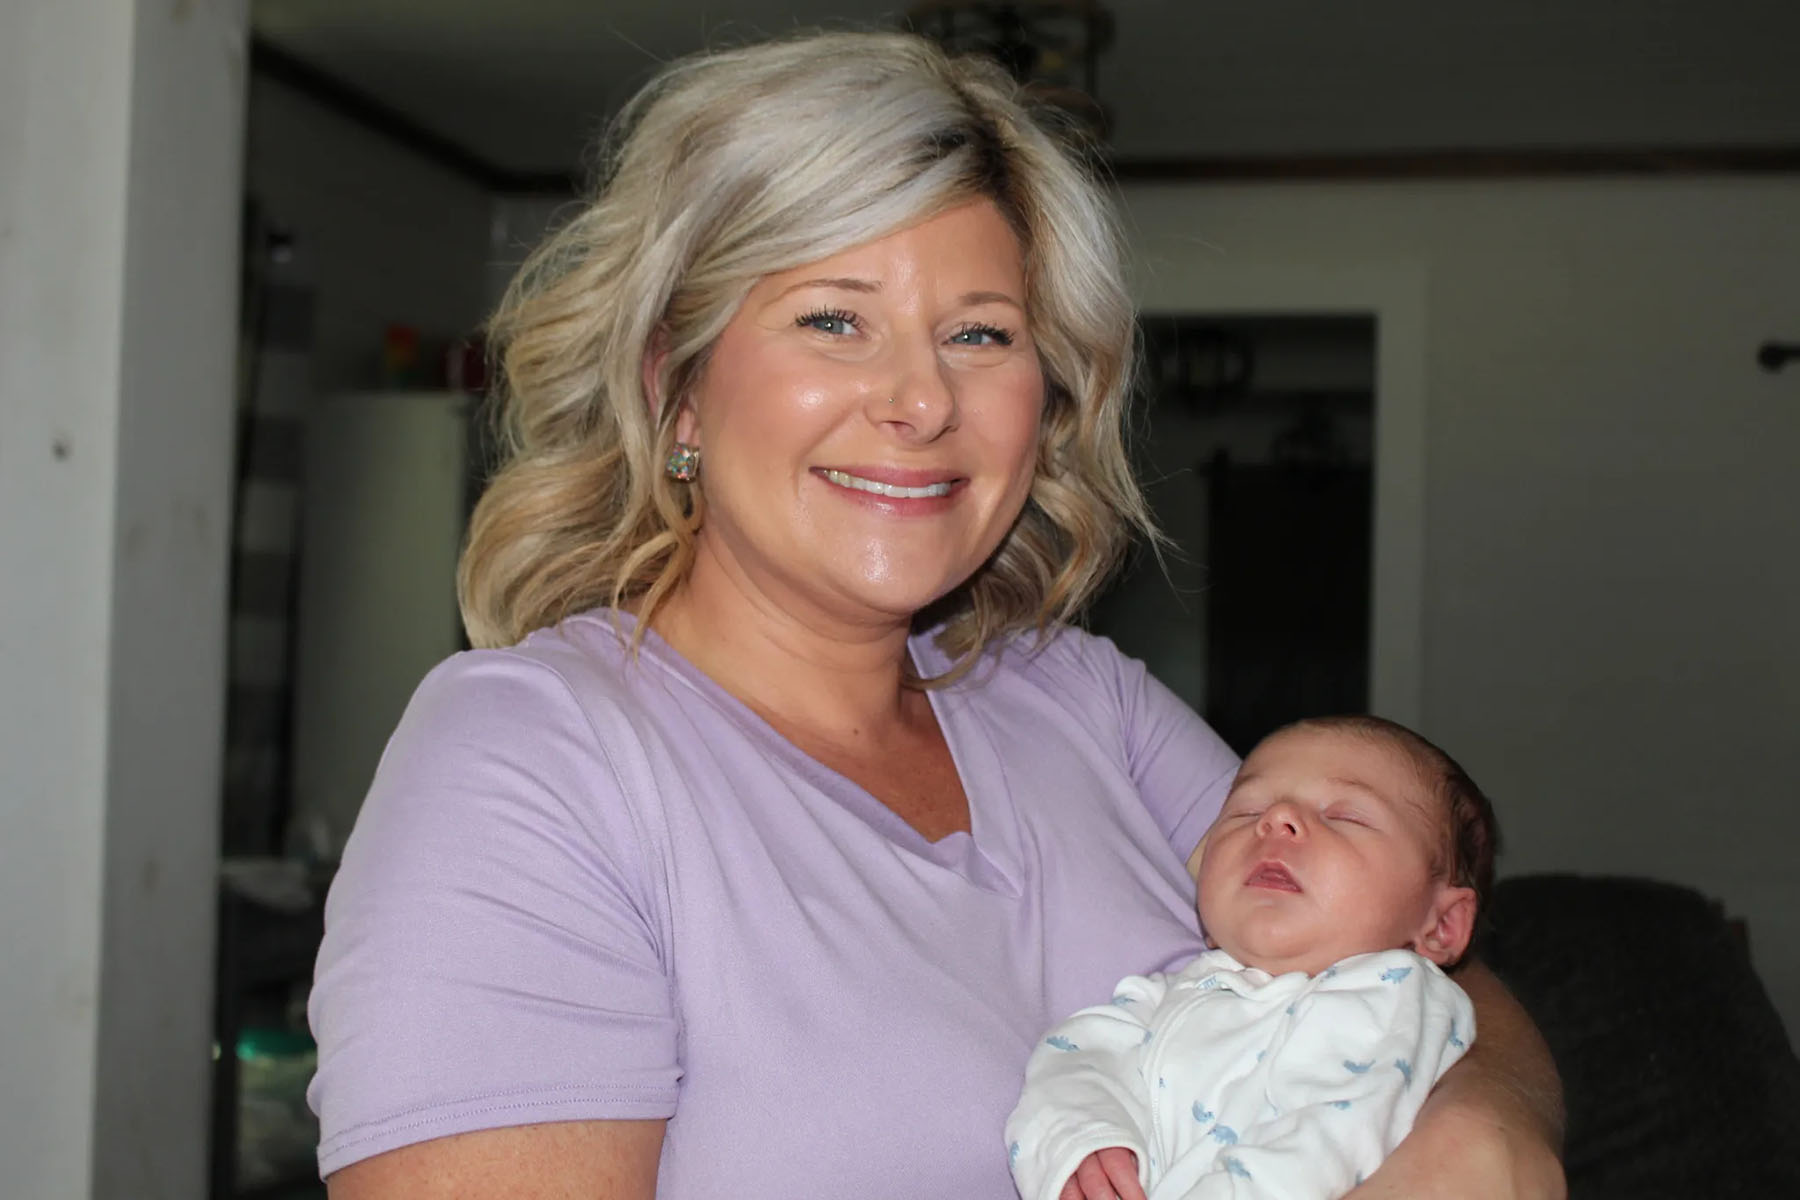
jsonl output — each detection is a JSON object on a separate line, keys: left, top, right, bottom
{"left": 1006, "top": 715, "right": 1498, "bottom": 1200}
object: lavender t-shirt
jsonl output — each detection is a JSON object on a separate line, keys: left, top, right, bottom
{"left": 308, "top": 610, "right": 1238, "bottom": 1196}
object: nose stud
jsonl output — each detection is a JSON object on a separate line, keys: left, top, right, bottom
{"left": 886, "top": 396, "right": 896, "bottom": 405}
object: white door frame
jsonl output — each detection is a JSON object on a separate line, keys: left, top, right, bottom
{"left": 1129, "top": 260, "right": 1429, "bottom": 728}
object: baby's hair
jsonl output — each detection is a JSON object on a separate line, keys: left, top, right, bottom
{"left": 1281, "top": 714, "right": 1499, "bottom": 931}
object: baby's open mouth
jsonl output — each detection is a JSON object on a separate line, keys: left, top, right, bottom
{"left": 1245, "top": 862, "right": 1301, "bottom": 892}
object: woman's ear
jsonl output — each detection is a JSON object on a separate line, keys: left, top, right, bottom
{"left": 1412, "top": 884, "right": 1477, "bottom": 967}
{"left": 642, "top": 329, "right": 699, "bottom": 446}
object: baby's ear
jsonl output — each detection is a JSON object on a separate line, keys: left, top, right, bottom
{"left": 1412, "top": 884, "right": 1477, "bottom": 967}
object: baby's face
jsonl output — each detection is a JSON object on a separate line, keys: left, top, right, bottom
{"left": 1196, "top": 727, "right": 1461, "bottom": 976}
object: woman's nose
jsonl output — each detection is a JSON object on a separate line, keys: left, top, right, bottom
{"left": 874, "top": 352, "right": 959, "bottom": 440}
{"left": 1257, "top": 802, "right": 1305, "bottom": 840}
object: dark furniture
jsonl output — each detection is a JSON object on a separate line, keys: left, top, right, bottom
{"left": 1483, "top": 873, "right": 1800, "bottom": 1199}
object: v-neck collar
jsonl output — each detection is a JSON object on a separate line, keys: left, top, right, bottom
{"left": 604, "top": 610, "right": 1023, "bottom": 894}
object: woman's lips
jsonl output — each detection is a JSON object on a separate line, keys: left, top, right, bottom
{"left": 1245, "top": 862, "right": 1301, "bottom": 892}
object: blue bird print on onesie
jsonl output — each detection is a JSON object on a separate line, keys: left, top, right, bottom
{"left": 1209, "top": 1125, "right": 1239, "bottom": 1146}
{"left": 1380, "top": 966, "right": 1413, "bottom": 984}
{"left": 1329, "top": 1100, "right": 1352, "bottom": 1110}
{"left": 1192, "top": 1103, "right": 1214, "bottom": 1124}
{"left": 1395, "top": 1059, "right": 1414, "bottom": 1085}
{"left": 1344, "top": 1059, "right": 1374, "bottom": 1074}
{"left": 1224, "top": 1157, "right": 1253, "bottom": 1180}
{"left": 1448, "top": 1023, "right": 1465, "bottom": 1050}
{"left": 1045, "top": 1035, "right": 1079, "bottom": 1051}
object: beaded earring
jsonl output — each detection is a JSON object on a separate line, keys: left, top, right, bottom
{"left": 665, "top": 442, "right": 701, "bottom": 482}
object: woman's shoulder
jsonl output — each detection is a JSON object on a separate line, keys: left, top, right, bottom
{"left": 384, "top": 609, "right": 686, "bottom": 799}
{"left": 416, "top": 609, "right": 648, "bottom": 716}
{"left": 956, "top": 621, "right": 1145, "bottom": 693}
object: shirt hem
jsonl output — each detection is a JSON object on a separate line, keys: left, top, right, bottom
{"left": 316, "top": 1086, "right": 681, "bottom": 1177}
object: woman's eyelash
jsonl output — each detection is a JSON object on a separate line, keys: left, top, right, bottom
{"left": 796, "top": 307, "right": 860, "bottom": 334}
{"left": 951, "top": 322, "right": 1015, "bottom": 347}
{"left": 794, "top": 310, "right": 1016, "bottom": 346}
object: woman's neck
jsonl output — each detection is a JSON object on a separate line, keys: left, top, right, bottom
{"left": 650, "top": 560, "right": 924, "bottom": 746}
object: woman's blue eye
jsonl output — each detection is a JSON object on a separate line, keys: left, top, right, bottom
{"left": 949, "top": 322, "right": 1014, "bottom": 347}
{"left": 797, "top": 308, "right": 858, "bottom": 335}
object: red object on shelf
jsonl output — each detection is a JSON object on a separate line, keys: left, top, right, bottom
{"left": 380, "top": 324, "right": 420, "bottom": 387}
{"left": 445, "top": 334, "right": 489, "bottom": 394}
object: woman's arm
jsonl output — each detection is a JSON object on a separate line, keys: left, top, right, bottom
{"left": 328, "top": 1119, "right": 665, "bottom": 1200}
{"left": 1347, "top": 961, "right": 1565, "bottom": 1199}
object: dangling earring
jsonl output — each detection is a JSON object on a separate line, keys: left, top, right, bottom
{"left": 665, "top": 441, "right": 700, "bottom": 482}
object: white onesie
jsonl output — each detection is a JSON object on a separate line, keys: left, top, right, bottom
{"left": 1005, "top": 948, "right": 1474, "bottom": 1200}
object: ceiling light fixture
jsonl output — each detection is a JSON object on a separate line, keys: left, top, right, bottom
{"left": 905, "top": 0, "right": 1116, "bottom": 143}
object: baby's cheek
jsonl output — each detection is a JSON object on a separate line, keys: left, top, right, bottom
{"left": 1193, "top": 873, "right": 1223, "bottom": 944}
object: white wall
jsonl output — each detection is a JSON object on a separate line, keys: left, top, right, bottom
{"left": 1120, "top": 176, "right": 1800, "bottom": 1035}
{"left": 0, "top": 1, "right": 247, "bottom": 1196}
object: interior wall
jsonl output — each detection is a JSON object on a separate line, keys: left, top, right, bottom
{"left": 1104, "top": 1, "right": 1800, "bottom": 158}
{"left": 1118, "top": 176, "right": 1800, "bottom": 1036}
{"left": 486, "top": 193, "right": 577, "bottom": 310}
{"left": 0, "top": 1, "right": 247, "bottom": 1195}
{"left": 0, "top": 5, "right": 133, "bottom": 1192}
{"left": 245, "top": 73, "right": 493, "bottom": 392}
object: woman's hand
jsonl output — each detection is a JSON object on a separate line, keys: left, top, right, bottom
{"left": 1346, "top": 961, "right": 1566, "bottom": 1199}
{"left": 1059, "top": 1148, "right": 1147, "bottom": 1200}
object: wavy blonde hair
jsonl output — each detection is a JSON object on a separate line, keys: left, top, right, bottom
{"left": 461, "top": 30, "right": 1153, "bottom": 678}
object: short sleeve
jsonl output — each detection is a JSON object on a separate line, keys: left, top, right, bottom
{"left": 307, "top": 650, "right": 680, "bottom": 1176}
{"left": 1068, "top": 631, "right": 1239, "bottom": 860}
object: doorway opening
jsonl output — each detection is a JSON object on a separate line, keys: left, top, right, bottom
{"left": 1088, "top": 314, "right": 1377, "bottom": 755}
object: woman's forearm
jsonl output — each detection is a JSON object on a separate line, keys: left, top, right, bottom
{"left": 1348, "top": 960, "right": 1565, "bottom": 1199}
{"left": 1437, "top": 960, "right": 1564, "bottom": 1149}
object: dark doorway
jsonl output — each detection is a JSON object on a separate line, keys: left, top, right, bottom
{"left": 1089, "top": 314, "right": 1377, "bottom": 756}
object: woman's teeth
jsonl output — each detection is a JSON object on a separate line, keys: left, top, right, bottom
{"left": 822, "top": 469, "right": 953, "bottom": 499}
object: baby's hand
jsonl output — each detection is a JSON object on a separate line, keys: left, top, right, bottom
{"left": 1058, "top": 1147, "right": 1146, "bottom": 1200}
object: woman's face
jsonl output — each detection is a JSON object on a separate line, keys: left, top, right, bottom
{"left": 674, "top": 200, "right": 1045, "bottom": 630}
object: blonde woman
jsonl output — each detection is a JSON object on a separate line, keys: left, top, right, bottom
{"left": 308, "top": 31, "right": 1564, "bottom": 1200}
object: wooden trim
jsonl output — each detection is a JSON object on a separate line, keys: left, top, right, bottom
{"left": 1107, "top": 146, "right": 1800, "bottom": 182}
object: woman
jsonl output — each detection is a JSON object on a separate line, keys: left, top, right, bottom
{"left": 309, "top": 31, "right": 1564, "bottom": 1199}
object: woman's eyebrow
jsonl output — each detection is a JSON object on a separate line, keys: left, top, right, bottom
{"left": 781, "top": 276, "right": 881, "bottom": 296}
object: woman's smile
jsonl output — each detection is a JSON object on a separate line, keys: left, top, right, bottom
{"left": 815, "top": 467, "right": 965, "bottom": 502}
